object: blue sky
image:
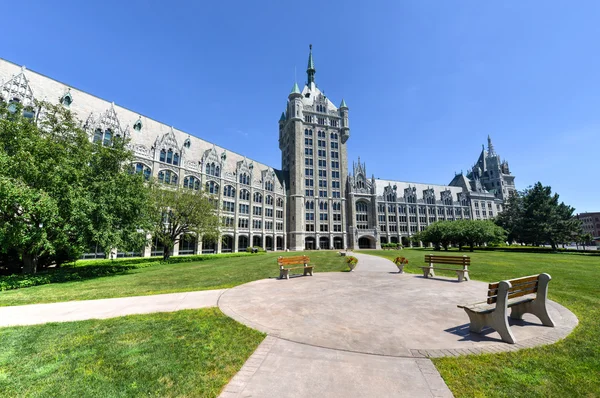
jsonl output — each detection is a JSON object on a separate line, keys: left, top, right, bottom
{"left": 3, "top": 1, "right": 599, "bottom": 212}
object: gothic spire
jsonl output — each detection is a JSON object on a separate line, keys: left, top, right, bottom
{"left": 307, "top": 44, "right": 316, "bottom": 86}
{"left": 487, "top": 135, "right": 496, "bottom": 156}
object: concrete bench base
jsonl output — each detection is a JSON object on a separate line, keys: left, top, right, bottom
{"left": 419, "top": 266, "right": 469, "bottom": 282}
{"left": 280, "top": 266, "right": 314, "bottom": 280}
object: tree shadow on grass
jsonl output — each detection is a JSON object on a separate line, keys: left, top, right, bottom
{"left": 0, "top": 264, "right": 146, "bottom": 292}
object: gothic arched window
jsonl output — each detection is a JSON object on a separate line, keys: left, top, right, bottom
{"left": 184, "top": 176, "right": 201, "bottom": 190}
{"left": 223, "top": 185, "right": 235, "bottom": 198}
{"left": 276, "top": 198, "right": 284, "bottom": 207}
{"left": 158, "top": 170, "right": 178, "bottom": 186}
{"left": 160, "top": 149, "right": 166, "bottom": 163}
{"left": 253, "top": 192, "right": 262, "bottom": 203}
{"left": 205, "top": 181, "right": 219, "bottom": 194}
{"left": 173, "top": 153, "right": 180, "bottom": 166}
{"left": 166, "top": 149, "right": 173, "bottom": 164}
{"left": 239, "top": 189, "right": 250, "bottom": 201}
{"left": 133, "top": 163, "right": 151, "bottom": 181}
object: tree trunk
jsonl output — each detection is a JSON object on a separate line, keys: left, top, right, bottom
{"left": 163, "top": 246, "right": 171, "bottom": 262}
{"left": 22, "top": 254, "right": 38, "bottom": 274}
{"left": 469, "top": 243, "right": 474, "bottom": 252}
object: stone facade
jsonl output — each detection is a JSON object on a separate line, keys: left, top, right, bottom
{"left": 0, "top": 46, "right": 516, "bottom": 255}
{"left": 577, "top": 212, "right": 600, "bottom": 240}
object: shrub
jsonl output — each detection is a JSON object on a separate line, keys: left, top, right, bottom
{"left": 246, "top": 247, "right": 266, "bottom": 254}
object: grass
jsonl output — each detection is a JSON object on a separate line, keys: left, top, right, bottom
{"left": 0, "top": 308, "right": 264, "bottom": 397}
{"left": 358, "top": 248, "right": 600, "bottom": 397}
{"left": 0, "top": 251, "right": 348, "bottom": 307}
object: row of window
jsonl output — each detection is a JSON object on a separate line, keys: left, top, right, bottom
{"left": 305, "top": 224, "right": 343, "bottom": 232}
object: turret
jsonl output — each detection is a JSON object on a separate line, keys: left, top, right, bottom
{"left": 288, "top": 82, "right": 303, "bottom": 121}
{"left": 339, "top": 98, "right": 350, "bottom": 143}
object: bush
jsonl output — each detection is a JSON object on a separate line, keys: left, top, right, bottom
{"left": 382, "top": 243, "right": 403, "bottom": 250}
{"left": 246, "top": 246, "right": 266, "bottom": 254}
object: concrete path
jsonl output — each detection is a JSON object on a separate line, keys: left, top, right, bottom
{"left": 220, "top": 336, "right": 452, "bottom": 398}
{"left": 0, "top": 290, "right": 226, "bottom": 327}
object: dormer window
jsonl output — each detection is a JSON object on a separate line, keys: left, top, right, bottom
{"left": 184, "top": 138, "right": 191, "bottom": 148}
{"left": 133, "top": 118, "right": 142, "bottom": 132}
{"left": 60, "top": 90, "right": 73, "bottom": 107}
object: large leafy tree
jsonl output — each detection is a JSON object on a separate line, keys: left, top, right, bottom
{"left": 149, "top": 185, "right": 221, "bottom": 261}
{"left": 414, "top": 219, "right": 506, "bottom": 251}
{"left": 0, "top": 101, "right": 150, "bottom": 273}
{"left": 496, "top": 182, "right": 582, "bottom": 249}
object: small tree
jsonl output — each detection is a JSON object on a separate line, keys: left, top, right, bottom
{"left": 149, "top": 185, "right": 221, "bottom": 261}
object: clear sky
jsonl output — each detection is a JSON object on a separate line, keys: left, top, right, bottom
{"left": 3, "top": 1, "right": 598, "bottom": 212}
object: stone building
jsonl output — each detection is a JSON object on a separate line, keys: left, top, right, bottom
{"left": 0, "top": 46, "right": 516, "bottom": 255}
{"left": 577, "top": 212, "right": 600, "bottom": 241}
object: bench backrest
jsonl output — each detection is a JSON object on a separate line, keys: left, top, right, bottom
{"left": 424, "top": 255, "right": 470, "bottom": 267}
{"left": 278, "top": 256, "right": 310, "bottom": 267}
{"left": 487, "top": 274, "right": 541, "bottom": 304}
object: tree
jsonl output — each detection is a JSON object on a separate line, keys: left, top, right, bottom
{"left": 149, "top": 185, "right": 221, "bottom": 261}
{"left": 0, "top": 101, "right": 151, "bottom": 273}
{"left": 496, "top": 182, "right": 582, "bottom": 250}
{"left": 415, "top": 220, "right": 506, "bottom": 252}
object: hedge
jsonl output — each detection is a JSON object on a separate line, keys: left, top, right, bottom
{"left": 0, "top": 252, "right": 265, "bottom": 291}
{"left": 473, "top": 246, "right": 600, "bottom": 255}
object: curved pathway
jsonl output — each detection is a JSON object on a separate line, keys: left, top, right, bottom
{"left": 218, "top": 252, "right": 577, "bottom": 398}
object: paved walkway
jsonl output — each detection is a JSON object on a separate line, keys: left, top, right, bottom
{"left": 0, "top": 290, "right": 226, "bottom": 327}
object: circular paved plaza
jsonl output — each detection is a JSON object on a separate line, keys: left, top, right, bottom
{"left": 219, "top": 252, "right": 578, "bottom": 358}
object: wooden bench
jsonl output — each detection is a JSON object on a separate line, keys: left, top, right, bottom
{"left": 419, "top": 255, "right": 470, "bottom": 282}
{"left": 457, "top": 273, "right": 555, "bottom": 344}
{"left": 278, "top": 256, "right": 313, "bottom": 280}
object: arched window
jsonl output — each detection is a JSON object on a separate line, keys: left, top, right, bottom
{"left": 253, "top": 192, "right": 262, "bottom": 203}
{"left": 206, "top": 181, "right": 219, "bottom": 194}
{"left": 265, "top": 181, "right": 274, "bottom": 191}
{"left": 160, "top": 149, "right": 166, "bottom": 163}
{"left": 223, "top": 185, "right": 235, "bottom": 198}
{"left": 265, "top": 195, "right": 273, "bottom": 205}
{"left": 386, "top": 193, "right": 395, "bottom": 202}
{"left": 93, "top": 129, "right": 103, "bottom": 144}
{"left": 239, "top": 189, "right": 250, "bottom": 201}
{"left": 276, "top": 198, "right": 284, "bottom": 207}
{"left": 158, "top": 170, "right": 178, "bottom": 185}
{"left": 319, "top": 201, "right": 328, "bottom": 211}
{"left": 133, "top": 163, "right": 151, "bottom": 180}
{"left": 166, "top": 149, "right": 173, "bottom": 164}
{"left": 184, "top": 176, "right": 201, "bottom": 190}
{"left": 357, "top": 180, "right": 365, "bottom": 189}
{"left": 173, "top": 153, "right": 180, "bottom": 166}
{"left": 306, "top": 200, "right": 314, "bottom": 210}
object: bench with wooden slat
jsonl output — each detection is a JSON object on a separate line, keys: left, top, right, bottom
{"left": 419, "top": 254, "right": 471, "bottom": 282}
{"left": 278, "top": 256, "right": 314, "bottom": 280}
{"left": 457, "top": 273, "right": 555, "bottom": 344}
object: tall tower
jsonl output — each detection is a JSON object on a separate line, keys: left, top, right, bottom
{"left": 279, "top": 46, "right": 350, "bottom": 250}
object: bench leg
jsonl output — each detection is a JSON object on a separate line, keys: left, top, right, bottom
{"left": 280, "top": 269, "right": 290, "bottom": 280}
{"left": 463, "top": 309, "right": 516, "bottom": 344}
{"left": 456, "top": 271, "right": 469, "bottom": 282}
{"left": 510, "top": 300, "right": 555, "bottom": 327}
{"left": 422, "top": 267, "right": 434, "bottom": 278}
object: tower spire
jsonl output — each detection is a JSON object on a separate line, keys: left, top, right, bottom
{"left": 487, "top": 135, "right": 496, "bottom": 156}
{"left": 307, "top": 44, "right": 316, "bottom": 86}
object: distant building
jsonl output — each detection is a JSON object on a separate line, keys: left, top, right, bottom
{"left": 577, "top": 212, "right": 600, "bottom": 242}
{"left": 0, "top": 46, "right": 517, "bottom": 255}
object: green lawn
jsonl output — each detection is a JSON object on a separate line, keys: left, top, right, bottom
{"left": 359, "top": 248, "right": 600, "bottom": 397}
{"left": 0, "top": 251, "right": 347, "bottom": 307}
{"left": 0, "top": 308, "right": 264, "bottom": 397}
